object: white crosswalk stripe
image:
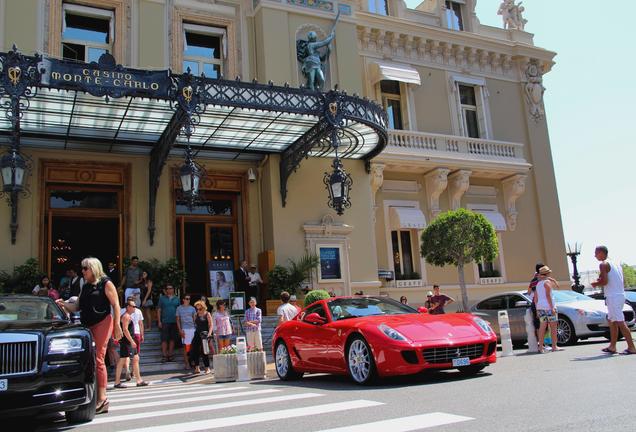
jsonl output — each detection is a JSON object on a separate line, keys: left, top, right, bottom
{"left": 120, "top": 400, "right": 385, "bottom": 432}
{"left": 316, "top": 412, "right": 474, "bottom": 431}
{"left": 85, "top": 392, "right": 324, "bottom": 426}
{"left": 107, "top": 384, "right": 213, "bottom": 399}
{"left": 41, "top": 380, "right": 477, "bottom": 432}
{"left": 110, "top": 388, "right": 273, "bottom": 411}
{"left": 109, "top": 386, "right": 246, "bottom": 403}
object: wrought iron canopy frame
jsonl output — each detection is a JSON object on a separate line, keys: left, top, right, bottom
{"left": 0, "top": 47, "right": 387, "bottom": 244}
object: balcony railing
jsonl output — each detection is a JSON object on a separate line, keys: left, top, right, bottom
{"left": 386, "top": 130, "right": 526, "bottom": 163}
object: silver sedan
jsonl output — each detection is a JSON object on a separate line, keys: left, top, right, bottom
{"left": 469, "top": 290, "right": 636, "bottom": 346}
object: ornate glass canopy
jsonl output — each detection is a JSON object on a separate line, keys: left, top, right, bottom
{"left": 0, "top": 46, "right": 387, "bottom": 243}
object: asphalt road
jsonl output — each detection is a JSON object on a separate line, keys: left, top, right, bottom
{"left": 15, "top": 336, "right": 636, "bottom": 432}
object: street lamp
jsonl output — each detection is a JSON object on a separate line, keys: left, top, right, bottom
{"left": 179, "top": 145, "right": 203, "bottom": 211}
{"left": 566, "top": 242, "right": 584, "bottom": 293}
{"left": 1, "top": 148, "right": 26, "bottom": 192}
{"left": 323, "top": 156, "right": 352, "bottom": 216}
{"left": 0, "top": 147, "right": 28, "bottom": 245}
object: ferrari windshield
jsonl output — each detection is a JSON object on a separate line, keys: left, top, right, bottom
{"left": 328, "top": 297, "right": 416, "bottom": 321}
{"left": 0, "top": 297, "right": 66, "bottom": 322}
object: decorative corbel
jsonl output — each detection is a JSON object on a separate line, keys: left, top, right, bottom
{"left": 502, "top": 174, "right": 527, "bottom": 231}
{"left": 448, "top": 170, "right": 472, "bottom": 210}
{"left": 369, "top": 162, "right": 385, "bottom": 206}
{"left": 424, "top": 168, "right": 450, "bottom": 219}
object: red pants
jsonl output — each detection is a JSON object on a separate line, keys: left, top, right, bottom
{"left": 89, "top": 316, "right": 113, "bottom": 389}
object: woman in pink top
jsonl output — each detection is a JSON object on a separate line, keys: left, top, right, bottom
{"left": 213, "top": 299, "right": 233, "bottom": 349}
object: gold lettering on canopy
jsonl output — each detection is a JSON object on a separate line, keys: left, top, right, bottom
{"left": 8, "top": 66, "right": 21, "bottom": 85}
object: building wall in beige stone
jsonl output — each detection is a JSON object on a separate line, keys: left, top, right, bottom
{"left": 262, "top": 155, "right": 378, "bottom": 285}
{"left": 3, "top": 0, "right": 40, "bottom": 53}
{"left": 254, "top": 8, "right": 292, "bottom": 84}
{"left": 138, "top": 0, "right": 166, "bottom": 69}
{"left": 411, "top": 66, "right": 453, "bottom": 134}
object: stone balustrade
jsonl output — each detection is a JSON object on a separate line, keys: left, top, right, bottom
{"left": 386, "top": 130, "right": 525, "bottom": 162}
{"left": 479, "top": 277, "right": 505, "bottom": 285}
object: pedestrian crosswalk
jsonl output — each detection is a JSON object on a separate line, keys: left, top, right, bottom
{"left": 47, "top": 380, "right": 474, "bottom": 432}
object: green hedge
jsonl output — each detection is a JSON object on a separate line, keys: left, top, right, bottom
{"left": 304, "top": 289, "right": 331, "bottom": 307}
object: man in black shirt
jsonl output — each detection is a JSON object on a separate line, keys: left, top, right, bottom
{"left": 59, "top": 267, "right": 81, "bottom": 300}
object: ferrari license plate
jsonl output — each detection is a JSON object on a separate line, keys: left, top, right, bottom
{"left": 452, "top": 357, "right": 470, "bottom": 367}
{"left": 0, "top": 379, "right": 7, "bottom": 391}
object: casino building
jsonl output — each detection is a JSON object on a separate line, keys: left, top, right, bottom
{"left": 0, "top": 0, "right": 569, "bottom": 305}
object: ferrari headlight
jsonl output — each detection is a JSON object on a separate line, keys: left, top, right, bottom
{"left": 473, "top": 317, "right": 494, "bottom": 334}
{"left": 378, "top": 324, "right": 408, "bottom": 341}
{"left": 48, "top": 337, "right": 84, "bottom": 354}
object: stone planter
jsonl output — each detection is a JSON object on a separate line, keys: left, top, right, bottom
{"left": 213, "top": 351, "right": 267, "bottom": 381}
{"left": 248, "top": 351, "right": 267, "bottom": 380}
{"left": 212, "top": 354, "right": 237, "bottom": 382}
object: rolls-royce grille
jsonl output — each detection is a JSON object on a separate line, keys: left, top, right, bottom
{"left": 423, "top": 344, "right": 484, "bottom": 364}
{"left": 0, "top": 341, "right": 38, "bottom": 376}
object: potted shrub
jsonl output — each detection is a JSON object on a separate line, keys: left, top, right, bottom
{"left": 303, "top": 289, "right": 331, "bottom": 307}
{"left": 212, "top": 345, "right": 238, "bottom": 382}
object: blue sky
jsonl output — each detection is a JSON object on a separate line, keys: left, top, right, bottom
{"left": 404, "top": 0, "right": 635, "bottom": 272}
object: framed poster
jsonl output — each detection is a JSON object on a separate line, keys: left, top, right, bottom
{"left": 208, "top": 260, "right": 234, "bottom": 299}
{"left": 317, "top": 244, "right": 343, "bottom": 282}
{"left": 229, "top": 291, "right": 245, "bottom": 316}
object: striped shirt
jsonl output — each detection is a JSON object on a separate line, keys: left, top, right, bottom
{"left": 213, "top": 311, "right": 232, "bottom": 336}
{"left": 244, "top": 307, "right": 262, "bottom": 332}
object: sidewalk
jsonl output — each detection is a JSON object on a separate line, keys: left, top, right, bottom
{"left": 107, "top": 362, "right": 278, "bottom": 389}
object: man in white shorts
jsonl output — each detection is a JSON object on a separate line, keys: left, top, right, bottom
{"left": 592, "top": 245, "right": 636, "bottom": 355}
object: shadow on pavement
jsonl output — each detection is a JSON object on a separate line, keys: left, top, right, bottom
{"left": 250, "top": 368, "right": 493, "bottom": 391}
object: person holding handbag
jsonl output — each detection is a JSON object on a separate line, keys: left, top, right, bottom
{"left": 56, "top": 257, "right": 123, "bottom": 414}
{"left": 190, "top": 300, "right": 213, "bottom": 374}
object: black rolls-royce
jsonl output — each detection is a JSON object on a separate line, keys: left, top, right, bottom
{"left": 0, "top": 295, "right": 96, "bottom": 423}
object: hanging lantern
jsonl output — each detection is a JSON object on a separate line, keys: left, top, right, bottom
{"left": 323, "top": 157, "right": 352, "bottom": 216}
{"left": 0, "top": 149, "right": 26, "bottom": 193}
{"left": 179, "top": 146, "right": 202, "bottom": 210}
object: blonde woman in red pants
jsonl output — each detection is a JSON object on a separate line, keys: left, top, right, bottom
{"left": 57, "top": 257, "right": 122, "bottom": 414}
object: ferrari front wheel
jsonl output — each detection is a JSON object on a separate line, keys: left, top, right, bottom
{"left": 347, "top": 336, "right": 376, "bottom": 385}
{"left": 275, "top": 341, "right": 302, "bottom": 381}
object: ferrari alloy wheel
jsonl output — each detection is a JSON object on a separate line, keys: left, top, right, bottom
{"left": 275, "top": 341, "right": 302, "bottom": 380}
{"left": 556, "top": 316, "right": 577, "bottom": 345}
{"left": 347, "top": 337, "right": 376, "bottom": 385}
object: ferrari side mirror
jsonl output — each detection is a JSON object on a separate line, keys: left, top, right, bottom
{"left": 304, "top": 312, "right": 326, "bottom": 325}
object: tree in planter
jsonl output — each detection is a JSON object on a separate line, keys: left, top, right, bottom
{"left": 304, "top": 289, "right": 330, "bottom": 307}
{"left": 420, "top": 209, "right": 498, "bottom": 311}
{"left": 267, "top": 253, "right": 319, "bottom": 299}
{"left": 0, "top": 258, "right": 41, "bottom": 294}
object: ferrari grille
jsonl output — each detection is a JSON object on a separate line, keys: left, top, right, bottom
{"left": 422, "top": 343, "right": 484, "bottom": 364}
{"left": 0, "top": 341, "right": 38, "bottom": 376}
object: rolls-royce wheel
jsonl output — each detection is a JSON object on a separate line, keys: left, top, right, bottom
{"left": 346, "top": 336, "right": 377, "bottom": 385}
{"left": 275, "top": 341, "right": 302, "bottom": 380}
{"left": 65, "top": 381, "right": 96, "bottom": 424}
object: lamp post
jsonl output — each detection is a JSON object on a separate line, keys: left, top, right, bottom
{"left": 322, "top": 98, "right": 353, "bottom": 215}
{"left": 566, "top": 242, "right": 584, "bottom": 293}
{"left": 179, "top": 145, "right": 202, "bottom": 211}
{"left": 0, "top": 147, "right": 27, "bottom": 244}
{"left": 323, "top": 156, "right": 352, "bottom": 216}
